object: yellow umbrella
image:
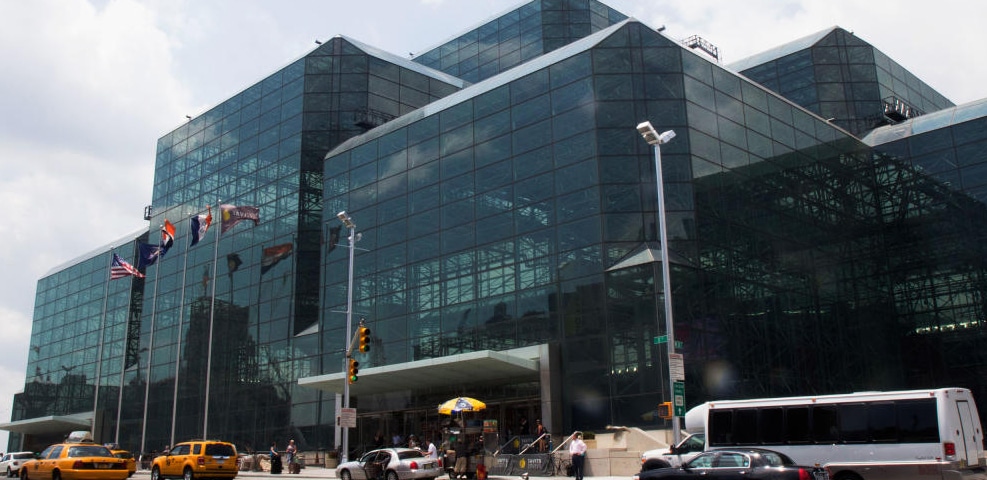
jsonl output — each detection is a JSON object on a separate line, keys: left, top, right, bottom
{"left": 438, "top": 396, "right": 486, "bottom": 415}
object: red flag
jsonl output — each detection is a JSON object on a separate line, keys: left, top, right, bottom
{"left": 261, "top": 243, "right": 293, "bottom": 274}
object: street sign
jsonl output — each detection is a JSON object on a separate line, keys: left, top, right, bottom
{"left": 653, "top": 336, "right": 683, "bottom": 349}
{"left": 673, "top": 381, "right": 686, "bottom": 416}
{"left": 669, "top": 353, "right": 685, "bottom": 381}
{"left": 338, "top": 407, "right": 357, "bottom": 429}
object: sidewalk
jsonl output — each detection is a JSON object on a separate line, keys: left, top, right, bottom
{"left": 133, "top": 467, "right": 627, "bottom": 480}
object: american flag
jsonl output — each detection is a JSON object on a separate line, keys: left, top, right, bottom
{"left": 111, "top": 253, "right": 145, "bottom": 279}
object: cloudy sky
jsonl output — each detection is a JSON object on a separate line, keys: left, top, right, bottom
{"left": 0, "top": 0, "right": 981, "bottom": 452}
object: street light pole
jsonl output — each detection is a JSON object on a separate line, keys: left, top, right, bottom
{"left": 636, "top": 121, "right": 681, "bottom": 445}
{"left": 337, "top": 211, "right": 357, "bottom": 462}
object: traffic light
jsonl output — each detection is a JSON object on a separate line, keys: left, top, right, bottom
{"left": 657, "top": 401, "right": 673, "bottom": 420}
{"left": 358, "top": 326, "right": 371, "bottom": 353}
{"left": 348, "top": 358, "right": 360, "bottom": 383}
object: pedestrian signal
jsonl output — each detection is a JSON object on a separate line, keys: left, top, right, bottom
{"left": 657, "top": 401, "right": 673, "bottom": 420}
{"left": 358, "top": 326, "right": 371, "bottom": 353}
{"left": 348, "top": 358, "right": 359, "bottom": 383}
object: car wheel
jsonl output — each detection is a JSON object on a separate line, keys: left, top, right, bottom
{"left": 51, "top": 471, "right": 60, "bottom": 480}
{"left": 6, "top": 467, "right": 11, "bottom": 478}
{"left": 340, "top": 470, "right": 352, "bottom": 480}
{"left": 151, "top": 466, "right": 162, "bottom": 480}
{"left": 386, "top": 470, "right": 399, "bottom": 480}
{"left": 183, "top": 467, "right": 194, "bottom": 480}
{"left": 18, "top": 469, "right": 26, "bottom": 480}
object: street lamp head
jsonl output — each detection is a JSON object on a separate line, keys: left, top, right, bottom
{"left": 337, "top": 211, "right": 355, "bottom": 229}
{"left": 636, "top": 121, "right": 676, "bottom": 145}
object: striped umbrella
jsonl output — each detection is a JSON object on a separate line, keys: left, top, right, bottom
{"left": 438, "top": 397, "right": 487, "bottom": 415}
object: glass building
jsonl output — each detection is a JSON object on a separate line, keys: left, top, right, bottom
{"left": 6, "top": 0, "right": 987, "bottom": 462}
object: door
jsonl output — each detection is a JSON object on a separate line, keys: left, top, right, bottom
{"left": 956, "top": 400, "right": 981, "bottom": 466}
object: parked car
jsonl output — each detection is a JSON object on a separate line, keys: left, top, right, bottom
{"left": 18, "top": 432, "right": 129, "bottom": 480}
{"left": 640, "top": 433, "right": 706, "bottom": 470}
{"left": 150, "top": 440, "right": 238, "bottom": 480}
{"left": 634, "top": 448, "right": 829, "bottom": 480}
{"left": 336, "top": 448, "right": 442, "bottom": 480}
{"left": 109, "top": 450, "right": 136, "bottom": 477}
{"left": 2, "top": 452, "right": 35, "bottom": 478}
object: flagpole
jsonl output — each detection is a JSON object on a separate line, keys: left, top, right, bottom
{"left": 139, "top": 239, "right": 164, "bottom": 457}
{"left": 204, "top": 203, "right": 221, "bottom": 438}
{"left": 114, "top": 251, "right": 139, "bottom": 444}
{"left": 93, "top": 248, "right": 115, "bottom": 434}
{"left": 170, "top": 213, "right": 194, "bottom": 446}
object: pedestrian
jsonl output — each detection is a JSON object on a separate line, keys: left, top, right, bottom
{"left": 535, "top": 419, "right": 547, "bottom": 452}
{"left": 407, "top": 434, "right": 420, "bottom": 450}
{"left": 269, "top": 442, "right": 282, "bottom": 474}
{"left": 568, "top": 432, "right": 587, "bottom": 480}
{"left": 285, "top": 439, "right": 297, "bottom": 473}
{"left": 518, "top": 416, "right": 529, "bottom": 435}
{"left": 425, "top": 436, "right": 438, "bottom": 460}
{"left": 373, "top": 431, "right": 385, "bottom": 449}
{"left": 392, "top": 432, "right": 402, "bottom": 447}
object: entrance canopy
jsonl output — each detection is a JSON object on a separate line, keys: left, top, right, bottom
{"left": 0, "top": 411, "right": 92, "bottom": 435}
{"left": 299, "top": 349, "right": 539, "bottom": 395}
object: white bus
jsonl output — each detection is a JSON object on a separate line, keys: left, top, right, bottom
{"left": 671, "top": 388, "right": 987, "bottom": 480}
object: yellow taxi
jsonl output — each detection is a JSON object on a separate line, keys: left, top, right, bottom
{"left": 19, "top": 432, "right": 129, "bottom": 480}
{"left": 150, "top": 440, "right": 238, "bottom": 480}
{"left": 109, "top": 450, "right": 137, "bottom": 477}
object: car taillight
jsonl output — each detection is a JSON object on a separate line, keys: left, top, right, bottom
{"left": 198, "top": 456, "right": 206, "bottom": 466}
{"left": 409, "top": 461, "right": 419, "bottom": 469}
{"left": 797, "top": 468, "right": 810, "bottom": 480}
{"left": 944, "top": 442, "right": 956, "bottom": 456}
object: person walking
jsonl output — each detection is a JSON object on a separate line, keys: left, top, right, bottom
{"left": 285, "top": 439, "right": 297, "bottom": 474}
{"left": 269, "top": 443, "right": 282, "bottom": 474}
{"left": 425, "top": 436, "right": 438, "bottom": 460}
{"left": 568, "top": 432, "right": 587, "bottom": 480}
{"left": 535, "top": 419, "right": 547, "bottom": 452}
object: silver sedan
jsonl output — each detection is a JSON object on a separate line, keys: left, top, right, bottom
{"left": 337, "top": 448, "right": 442, "bottom": 480}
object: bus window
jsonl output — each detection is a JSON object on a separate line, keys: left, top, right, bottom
{"left": 839, "top": 403, "right": 868, "bottom": 443}
{"left": 897, "top": 399, "right": 939, "bottom": 443}
{"left": 759, "top": 408, "right": 784, "bottom": 443}
{"left": 710, "top": 410, "right": 733, "bottom": 444}
{"left": 734, "top": 409, "right": 758, "bottom": 444}
{"left": 812, "top": 405, "right": 839, "bottom": 443}
{"left": 785, "top": 407, "right": 810, "bottom": 443}
{"left": 869, "top": 402, "right": 897, "bottom": 442}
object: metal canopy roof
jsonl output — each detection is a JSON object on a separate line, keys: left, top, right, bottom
{"left": 298, "top": 349, "right": 539, "bottom": 396}
{"left": 0, "top": 412, "right": 92, "bottom": 435}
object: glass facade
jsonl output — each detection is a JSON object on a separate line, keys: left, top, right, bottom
{"left": 413, "top": 0, "right": 627, "bottom": 84}
{"left": 9, "top": 0, "right": 987, "bottom": 462}
{"left": 735, "top": 27, "right": 954, "bottom": 136}
{"left": 13, "top": 232, "right": 147, "bottom": 449}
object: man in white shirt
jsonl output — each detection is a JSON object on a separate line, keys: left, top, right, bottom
{"left": 426, "top": 437, "right": 438, "bottom": 460}
{"left": 568, "top": 432, "right": 587, "bottom": 480}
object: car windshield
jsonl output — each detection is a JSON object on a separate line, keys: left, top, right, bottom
{"left": 67, "top": 446, "right": 112, "bottom": 458}
{"left": 204, "top": 444, "right": 235, "bottom": 456}
{"left": 397, "top": 451, "right": 425, "bottom": 460}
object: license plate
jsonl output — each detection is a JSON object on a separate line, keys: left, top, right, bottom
{"left": 95, "top": 463, "right": 113, "bottom": 469}
{"left": 423, "top": 463, "right": 435, "bottom": 469}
